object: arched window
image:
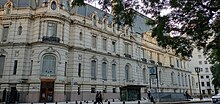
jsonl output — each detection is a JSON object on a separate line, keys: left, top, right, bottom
{"left": 0, "top": 55, "right": 6, "bottom": 78}
{"left": 18, "top": 26, "right": 22, "bottom": 35}
{"left": 171, "top": 72, "right": 175, "bottom": 85}
{"left": 112, "top": 64, "right": 116, "bottom": 81}
{"left": 93, "top": 16, "right": 97, "bottom": 26}
{"left": 42, "top": 55, "right": 56, "bottom": 75}
{"left": 102, "top": 62, "right": 107, "bottom": 81}
{"left": 143, "top": 68, "right": 147, "bottom": 83}
{"left": 192, "top": 77, "right": 195, "bottom": 87}
{"left": 125, "top": 64, "right": 130, "bottom": 82}
{"left": 91, "top": 60, "right": 97, "bottom": 80}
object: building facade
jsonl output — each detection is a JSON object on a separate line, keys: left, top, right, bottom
{"left": 0, "top": 0, "right": 191, "bottom": 103}
{"left": 189, "top": 49, "right": 215, "bottom": 97}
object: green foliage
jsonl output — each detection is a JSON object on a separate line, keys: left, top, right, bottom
{"left": 71, "top": 0, "right": 220, "bottom": 61}
{"left": 210, "top": 64, "right": 220, "bottom": 87}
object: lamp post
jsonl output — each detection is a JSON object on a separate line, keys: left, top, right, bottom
{"left": 195, "top": 67, "right": 203, "bottom": 100}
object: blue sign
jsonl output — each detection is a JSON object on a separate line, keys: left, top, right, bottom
{"left": 148, "top": 67, "right": 156, "bottom": 75}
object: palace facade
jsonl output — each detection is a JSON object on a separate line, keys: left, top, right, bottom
{"left": 0, "top": 0, "right": 191, "bottom": 103}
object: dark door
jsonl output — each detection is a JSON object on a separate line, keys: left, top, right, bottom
{"left": 40, "top": 81, "right": 54, "bottom": 102}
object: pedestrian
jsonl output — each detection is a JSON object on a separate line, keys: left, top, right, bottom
{"left": 185, "top": 91, "right": 189, "bottom": 100}
{"left": 2, "top": 88, "right": 6, "bottom": 102}
{"left": 147, "top": 91, "right": 151, "bottom": 99}
{"left": 95, "top": 91, "right": 100, "bottom": 104}
{"left": 98, "top": 91, "right": 103, "bottom": 104}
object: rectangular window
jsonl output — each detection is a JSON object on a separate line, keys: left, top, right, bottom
{"left": 78, "top": 63, "right": 81, "bottom": 77}
{"left": 13, "top": 60, "right": 18, "bottom": 75}
{"left": 112, "top": 41, "right": 116, "bottom": 53}
{"left": 79, "top": 32, "right": 83, "bottom": 41}
{"left": 125, "top": 43, "right": 129, "bottom": 54}
{"left": 78, "top": 86, "right": 80, "bottom": 95}
{"left": 204, "top": 61, "right": 208, "bottom": 64}
{"left": 47, "top": 22, "right": 57, "bottom": 37}
{"left": 0, "top": 55, "right": 6, "bottom": 78}
{"left": 199, "top": 61, "right": 202, "bottom": 65}
{"left": 157, "top": 53, "right": 160, "bottom": 62}
{"left": 205, "top": 68, "right": 209, "bottom": 72}
{"left": 201, "top": 76, "right": 204, "bottom": 79}
{"left": 169, "top": 56, "right": 172, "bottom": 65}
{"left": 30, "top": 60, "right": 33, "bottom": 75}
{"left": 201, "top": 82, "right": 205, "bottom": 87}
{"left": 198, "top": 55, "right": 202, "bottom": 59}
{"left": 149, "top": 51, "right": 152, "bottom": 59}
{"left": 176, "top": 59, "right": 179, "bottom": 67}
{"left": 92, "top": 36, "right": 97, "bottom": 48}
{"left": 142, "top": 49, "right": 145, "bottom": 58}
{"left": 112, "top": 64, "right": 116, "bottom": 81}
{"left": 64, "top": 62, "right": 67, "bottom": 76}
{"left": 103, "top": 38, "right": 107, "bottom": 51}
{"left": 2, "top": 26, "right": 9, "bottom": 42}
{"left": 91, "top": 86, "right": 96, "bottom": 93}
{"left": 207, "top": 82, "right": 210, "bottom": 86}
{"left": 206, "top": 75, "right": 209, "bottom": 79}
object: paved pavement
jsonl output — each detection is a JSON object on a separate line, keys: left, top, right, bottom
{"left": 4, "top": 98, "right": 212, "bottom": 104}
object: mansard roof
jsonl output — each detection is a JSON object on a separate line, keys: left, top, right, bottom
{"left": 0, "top": 0, "right": 70, "bottom": 9}
{"left": 75, "top": 5, "right": 152, "bottom": 34}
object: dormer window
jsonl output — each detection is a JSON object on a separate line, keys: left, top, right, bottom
{"left": 51, "top": 1, "right": 57, "bottom": 10}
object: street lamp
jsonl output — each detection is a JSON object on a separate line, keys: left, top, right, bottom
{"left": 195, "top": 67, "right": 203, "bottom": 100}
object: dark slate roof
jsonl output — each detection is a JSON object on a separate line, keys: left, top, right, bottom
{"left": 76, "top": 5, "right": 152, "bottom": 34}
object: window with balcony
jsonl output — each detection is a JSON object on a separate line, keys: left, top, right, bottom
{"left": 124, "top": 43, "right": 131, "bottom": 58}
{"left": 0, "top": 55, "right": 6, "bottom": 78}
{"left": 42, "top": 55, "right": 56, "bottom": 75}
{"left": 47, "top": 22, "right": 57, "bottom": 37}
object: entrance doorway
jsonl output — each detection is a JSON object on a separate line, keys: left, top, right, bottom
{"left": 40, "top": 80, "right": 54, "bottom": 102}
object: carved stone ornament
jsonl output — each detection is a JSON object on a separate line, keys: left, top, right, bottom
{"left": 45, "top": 46, "right": 55, "bottom": 53}
{"left": 0, "top": 49, "right": 8, "bottom": 55}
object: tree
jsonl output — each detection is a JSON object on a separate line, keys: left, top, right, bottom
{"left": 210, "top": 63, "right": 220, "bottom": 93}
{"left": 72, "top": 0, "right": 220, "bottom": 58}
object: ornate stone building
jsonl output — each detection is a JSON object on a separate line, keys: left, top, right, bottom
{"left": 0, "top": 0, "right": 191, "bottom": 103}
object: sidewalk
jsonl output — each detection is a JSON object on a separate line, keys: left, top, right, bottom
{"left": 16, "top": 98, "right": 212, "bottom": 104}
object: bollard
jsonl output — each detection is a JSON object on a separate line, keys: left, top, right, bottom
{"left": 113, "top": 99, "right": 114, "bottom": 102}
{"left": 138, "top": 100, "right": 140, "bottom": 104}
{"left": 123, "top": 101, "right": 125, "bottom": 104}
{"left": 31, "top": 102, "right": 33, "bottom": 104}
{"left": 44, "top": 102, "right": 46, "bottom": 104}
{"left": 66, "top": 101, "right": 68, "bottom": 103}
{"left": 94, "top": 102, "right": 96, "bottom": 104}
{"left": 86, "top": 101, "right": 88, "bottom": 103}
{"left": 75, "top": 101, "right": 78, "bottom": 104}
{"left": 80, "top": 101, "right": 82, "bottom": 104}
{"left": 55, "top": 102, "right": 57, "bottom": 104}
{"left": 108, "top": 101, "right": 110, "bottom": 104}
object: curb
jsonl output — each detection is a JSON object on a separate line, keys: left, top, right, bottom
{"left": 158, "top": 100, "right": 212, "bottom": 104}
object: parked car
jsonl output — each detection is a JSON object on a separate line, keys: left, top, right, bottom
{"left": 212, "top": 93, "right": 220, "bottom": 103}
